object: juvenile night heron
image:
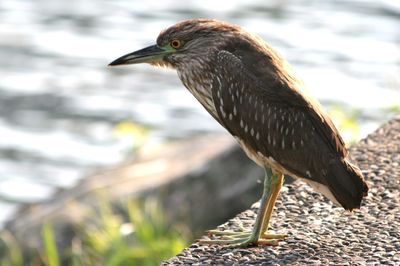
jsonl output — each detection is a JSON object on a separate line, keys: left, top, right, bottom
{"left": 109, "top": 19, "right": 368, "bottom": 247}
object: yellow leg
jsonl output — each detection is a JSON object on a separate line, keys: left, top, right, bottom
{"left": 200, "top": 168, "right": 287, "bottom": 248}
{"left": 260, "top": 169, "right": 286, "bottom": 239}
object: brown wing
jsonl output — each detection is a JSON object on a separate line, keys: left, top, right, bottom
{"left": 211, "top": 50, "right": 347, "bottom": 184}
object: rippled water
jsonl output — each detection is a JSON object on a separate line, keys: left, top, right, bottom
{"left": 0, "top": 0, "right": 399, "bottom": 224}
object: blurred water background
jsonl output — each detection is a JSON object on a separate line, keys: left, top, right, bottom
{"left": 0, "top": 0, "right": 399, "bottom": 225}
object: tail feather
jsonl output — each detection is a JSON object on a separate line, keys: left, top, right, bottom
{"left": 325, "top": 159, "right": 368, "bottom": 211}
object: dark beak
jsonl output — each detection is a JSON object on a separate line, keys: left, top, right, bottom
{"left": 108, "top": 45, "right": 171, "bottom": 66}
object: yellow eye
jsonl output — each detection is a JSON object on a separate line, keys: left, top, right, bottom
{"left": 170, "top": 39, "right": 182, "bottom": 49}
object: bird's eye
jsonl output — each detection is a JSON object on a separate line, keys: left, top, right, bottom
{"left": 170, "top": 39, "right": 182, "bottom": 49}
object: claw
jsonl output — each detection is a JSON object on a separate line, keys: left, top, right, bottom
{"left": 200, "top": 228, "right": 287, "bottom": 248}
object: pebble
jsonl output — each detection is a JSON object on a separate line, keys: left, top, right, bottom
{"left": 163, "top": 117, "right": 400, "bottom": 265}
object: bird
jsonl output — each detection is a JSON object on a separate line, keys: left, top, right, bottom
{"left": 109, "top": 19, "right": 369, "bottom": 248}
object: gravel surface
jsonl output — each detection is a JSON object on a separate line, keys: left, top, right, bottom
{"left": 164, "top": 116, "right": 400, "bottom": 265}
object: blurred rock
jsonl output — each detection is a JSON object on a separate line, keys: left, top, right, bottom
{"left": 4, "top": 133, "right": 266, "bottom": 252}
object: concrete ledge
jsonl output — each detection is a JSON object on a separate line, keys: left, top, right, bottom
{"left": 163, "top": 116, "right": 400, "bottom": 265}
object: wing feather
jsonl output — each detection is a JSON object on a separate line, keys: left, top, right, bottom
{"left": 211, "top": 50, "right": 347, "bottom": 184}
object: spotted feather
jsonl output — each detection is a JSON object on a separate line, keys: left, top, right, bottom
{"left": 211, "top": 50, "right": 368, "bottom": 210}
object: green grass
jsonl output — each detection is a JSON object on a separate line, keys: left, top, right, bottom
{"left": 0, "top": 121, "right": 187, "bottom": 265}
{"left": 42, "top": 223, "right": 60, "bottom": 266}
{"left": 0, "top": 198, "right": 188, "bottom": 266}
{"left": 0, "top": 231, "right": 23, "bottom": 266}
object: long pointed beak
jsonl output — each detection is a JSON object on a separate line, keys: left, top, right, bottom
{"left": 108, "top": 45, "right": 171, "bottom": 66}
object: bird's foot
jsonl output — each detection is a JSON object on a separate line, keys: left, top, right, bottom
{"left": 199, "top": 228, "right": 287, "bottom": 248}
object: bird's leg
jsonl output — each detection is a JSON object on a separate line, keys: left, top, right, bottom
{"left": 260, "top": 169, "right": 287, "bottom": 239}
{"left": 200, "top": 168, "right": 286, "bottom": 248}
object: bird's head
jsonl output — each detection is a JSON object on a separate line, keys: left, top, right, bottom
{"left": 109, "top": 19, "right": 247, "bottom": 70}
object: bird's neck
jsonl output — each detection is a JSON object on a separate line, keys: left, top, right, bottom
{"left": 176, "top": 58, "right": 219, "bottom": 119}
